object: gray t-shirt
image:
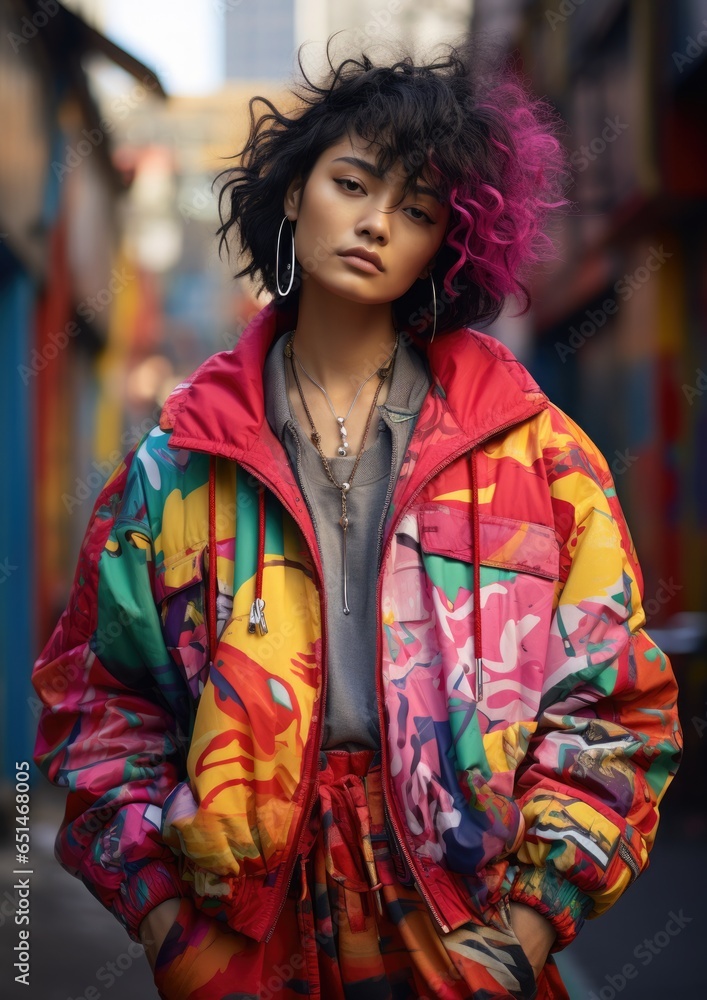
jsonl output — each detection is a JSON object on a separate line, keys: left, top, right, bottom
{"left": 263, "top": 329, "right": 431, "bottom": 749}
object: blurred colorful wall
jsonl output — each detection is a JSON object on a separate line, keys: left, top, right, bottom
{"left": 472, "top": 0, "right": 707, "bottom": 818}
{"left": 0, "top": 0, "right": 264, "bottom": 782}
{"left": 0, "top": 0, "right": 164, "bottom": 781}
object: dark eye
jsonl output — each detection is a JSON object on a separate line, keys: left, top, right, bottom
{"left": 405, "top": 206, "right": 434, "bottom": 223}
{"left": 335, "top": 178, "right": 363, "bottom": 193}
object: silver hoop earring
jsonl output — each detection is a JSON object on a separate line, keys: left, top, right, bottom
{"left": 429, "top": 273, "right": 437, "bottom": 343}
{"left": 276, "top": 215, "right": 295, "bottom": 297}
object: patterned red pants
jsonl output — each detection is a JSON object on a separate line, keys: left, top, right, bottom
{"left": 153, "top": 749, "right": 570, "bottom": 999}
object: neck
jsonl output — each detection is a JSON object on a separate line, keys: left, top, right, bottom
{"left": 290, "top": 280, "right": 398, "bottom": 396}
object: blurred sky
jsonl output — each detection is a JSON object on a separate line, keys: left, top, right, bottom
{"left": 103, "top": 0, "right": 225, "bottom": 95}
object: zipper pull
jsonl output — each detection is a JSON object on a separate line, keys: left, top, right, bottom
{"left": 256, "top": 598, "right": 268, "bottom": 635}
{"left": 248, "top": 598, "right": 268, "bottom": 636}
{"left": 475, "top": 656, "right": 484, "bottom": 703}
{"left": 298, "top": 855, "right": 309, "bottom": 902}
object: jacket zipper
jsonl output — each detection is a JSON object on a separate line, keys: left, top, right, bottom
{"left": 374, "top": 404, "right": 548, "bottom": 935}
{"left": 376, "top": 410, "right": 399, "bottom": 573}
{"left": 223, "top": 446, "right": 328, "bottom": 944}
{"left": 618, "top": 841, "right": 640, "bottom": 883}
{"left": 264, "top": 423, "right": 329, "bottom": 941}
{"left": 287, "top": 419, "right": 322, "bottom": 557}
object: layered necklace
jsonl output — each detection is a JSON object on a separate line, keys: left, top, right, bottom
{"left": 285, "top": 329, "right": 399, "bottom": 614}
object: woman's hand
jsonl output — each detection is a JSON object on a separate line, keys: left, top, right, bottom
{"left": 508, "top": 901, "right": 557, "bottom": 981}
{"left": 145, "top": 902, "right": 259, "bottom": 1000}
{"left": 139, "top": 897, "right": 185, "bottom": 972}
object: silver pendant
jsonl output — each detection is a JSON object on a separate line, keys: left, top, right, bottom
{"left": 339, "top": 514, "right": 350, "bottom": 614}
{"left": 337, "top": 415, "right": 349, "bottom": 456}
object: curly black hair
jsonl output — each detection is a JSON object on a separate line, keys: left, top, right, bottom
{"left": 214, "top": 32, "right": 571, "bottom": 339}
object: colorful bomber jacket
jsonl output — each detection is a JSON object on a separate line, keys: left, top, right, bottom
{"left": 32, "top": 300, "right": 682, "bottom": 951}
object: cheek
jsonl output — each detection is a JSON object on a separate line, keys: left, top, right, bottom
{"left": 292, "top": 219, "right": 318, "bottom": 270}
{"left": 394, "top": 230, "right": 441, "bottom": 275}
{"left": 294, "top": 193, "right": 344, "bottom": 264}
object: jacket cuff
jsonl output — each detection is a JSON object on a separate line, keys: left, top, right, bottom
{"left": 509, "top": 863, "right": 594, "bottom": 950}
{"left": 117, "top": 857, "right": 190, "bottom": 942}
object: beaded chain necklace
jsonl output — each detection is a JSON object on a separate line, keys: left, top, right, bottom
{"left": 284, "top": 331, "right": 399, "bottom": 614}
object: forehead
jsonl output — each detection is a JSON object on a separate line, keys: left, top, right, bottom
{"left": 319, "top": 133, "right": 439, "bottom": 194}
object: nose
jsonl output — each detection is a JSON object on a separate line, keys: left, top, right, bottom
{"left": 355, "top": 202, "right": 391, "bottom": 244}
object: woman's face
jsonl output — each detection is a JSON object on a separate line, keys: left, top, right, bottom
{"left": 283, "top": 132, "right": 451, "bottom": 305}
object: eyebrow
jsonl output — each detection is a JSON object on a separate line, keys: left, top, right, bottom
{"left": 331, "top": 156, "right": 443, "bottom": 203}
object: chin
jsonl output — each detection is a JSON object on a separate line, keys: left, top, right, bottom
{"left": 304, "top": 272, "right": 391, "bottom": 305}
{"left": 336, "top": 265, "right": 410, "bottom": 301}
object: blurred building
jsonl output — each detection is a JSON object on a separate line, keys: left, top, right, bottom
{"left": 472, "top": 0, "right": 707, "bottom": 810}
{"left": 101, "top": 81, "right": 288, "bottom": 371}
{"left": 223, "top": 0, "right": 474, "bottom": 82}
{"left": 57, "top": 0, "right": 275, "bottom": 371}
{"left": 0, "top": 0, "right": 166, "bottom": 781}
{"left": 298, "top": 0, "right": 473, "bottom": 66}
{"left": 225, "top": 0, "right": 296, "bottom": 80}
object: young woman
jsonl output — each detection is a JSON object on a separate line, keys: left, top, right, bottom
{"left": 32, "top": 38, "right": 682, "bottom": 1000}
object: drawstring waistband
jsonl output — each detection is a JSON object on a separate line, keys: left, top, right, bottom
{"left": 298, "top": 750, "right": 385, "bottom": 925}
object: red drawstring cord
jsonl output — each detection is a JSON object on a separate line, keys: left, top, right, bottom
{"left": 471, "top": 448, "right": 484, "bottom": 702}
{"left": 248, "top": 484, "right": 268, "bottom": 635}
{"left": 209, "top": 462, "right": 267, "bottom": 653}
{"left": 208, "top": 456, "right": 217, "bottom": 663}
{"left": 256, "top": 484, "right": 265, "bottom": 600}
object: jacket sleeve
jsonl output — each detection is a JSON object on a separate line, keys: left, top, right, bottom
{"left": 507, "top": 405, "right": 682, "bottom": 950}
{"left": 31, "top": 436, "right": 190, "bottom": 942}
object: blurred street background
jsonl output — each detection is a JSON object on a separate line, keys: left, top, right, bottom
{"left": 0, "top": 0, "right": 705, "bottom": 996}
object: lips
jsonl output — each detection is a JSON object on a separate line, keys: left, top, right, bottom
{"left": 338, "top": 247, "right": 384, "bottom": 271}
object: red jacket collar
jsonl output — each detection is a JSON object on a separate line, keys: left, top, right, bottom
{"left": 160, "top": 300, "right": 548, "bottom": 458}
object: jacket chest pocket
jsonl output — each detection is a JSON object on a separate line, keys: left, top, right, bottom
{"left": 423, "top": 506, "right": 560, "bottom": 711}
{"left": 418, "top": 503, "right": 560, "bottom": 587}
{"left": 386, "top": 505, "right": 560, "bottom": 650}
{"left": 383, "top": 504, "right": 559, "bottom": 683}
{"left": 156, "top": 546, "right": 233, "bottom": 699}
